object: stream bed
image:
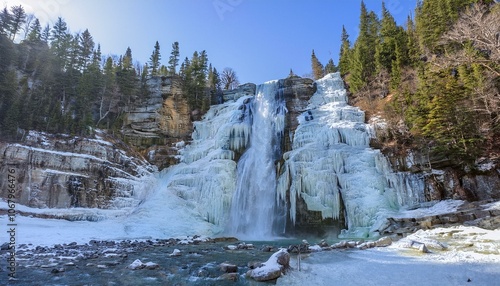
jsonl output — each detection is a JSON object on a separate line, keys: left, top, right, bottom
{"left": 2, "top": 237, "right": 305, "bottom": 285}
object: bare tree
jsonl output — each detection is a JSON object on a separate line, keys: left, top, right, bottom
{"left": 220, "top": 67, "right": 240, "bottom": 90}
{"left": 439, "top": 4, "right": 500, "bottom": 76}
{"left": 435, "top": 4, "right": 499, "bottom": 127}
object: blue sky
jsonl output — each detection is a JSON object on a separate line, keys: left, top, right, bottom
{"left": 6, "top": 0, "right": 417, "bottom": 84}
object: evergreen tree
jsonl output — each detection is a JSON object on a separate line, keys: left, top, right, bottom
{"left": 324, "top": 58, "right": 337, "bottom": 74}
{"left": 149, "top": 41, "right": 161, "bottom": 76}
{"left": 168, "top": 41, "right": 180, "bottom": 75}
{"left": 0, "top": 7, "right": 12, "bottom": 36}
{"left": 421, "top": 72, "right": 482, "bottom": 163}
{"left": 311, "top": 49, "right": 324, "bottom": 79}
{"left": 405, "top": 15, "right": 420, "bottom": 67}
{"left": 9, "top": 5, "right": 26, "bottom": 41}
{"left": 79, "top": 29, "right": 94, "bottom": 71}
{"left": 415, "top": 0, "right": 452, "bottom": 50}
{"left": 338, "top": 25, "right": 351, "bottom": 76}
{"left": 116, "top": 47, "right": 137, "bottom": 103}
{"left": 26, "top": 18, "right": 41, "bottom": 42}
{"left": 41, "top": 24, "right": 50, "bottom": 43}
{"left": 376, "top": 2, "right": 399, "bottom": 72}
{"left": 50, "top": 17, "right": 71, "bottom": 70}
{"left": 349, "top": 1, "right": 379, "bottom": 92}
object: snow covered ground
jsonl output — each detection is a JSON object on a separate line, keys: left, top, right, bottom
{"left": 278, "top": 226, "right": 500, "bottom": 286}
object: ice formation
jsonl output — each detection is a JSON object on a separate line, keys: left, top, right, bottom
{"left": 158, "top": 95, "right": 254, "bottom": 229}
{"left": 277, "top": 73, "right": 425, "bottom": 238}
{"left": 227, "top": 80, "right": 287, "bottom": 239}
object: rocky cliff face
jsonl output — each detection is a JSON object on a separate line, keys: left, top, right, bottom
{"left": 123, "top": 76, "right": 192, "bottom": 169}
{"left": 0, "top": 131, "right": 155, "bottom": 211}
{"left": 281, "top": 76, "right": 316, "bottom": 152}
{"left": 378, "top": 144, "right": 500, "bottom": 203}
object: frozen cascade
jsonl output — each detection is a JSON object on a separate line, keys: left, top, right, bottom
{"left": 156, "top": 96, "right": 254, "bottom": 230}
{"left": 277, "top": 73, "right": 425, "bottom": 238}
{"left": 227, "top": 80, "right": 287, "bottom": 239}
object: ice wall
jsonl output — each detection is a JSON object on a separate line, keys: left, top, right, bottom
{"left": 277, "top": 73, "right": 425, "bottom": 238}
{"left": 159, "top": 96, "right": 253, "bottom": 230}
{"left": 227, "top": 80, "right": 287, "bottom": 239}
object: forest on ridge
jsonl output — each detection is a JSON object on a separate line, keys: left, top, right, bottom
{"left": 0, "top": 0, "right": 499, "bottom": 169}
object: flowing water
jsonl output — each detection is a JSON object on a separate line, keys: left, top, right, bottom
{"left": 227, "top": 81, "right": 286, "bottom": 239}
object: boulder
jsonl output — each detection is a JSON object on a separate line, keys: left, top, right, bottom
{"left": 375, "top": 236, "right": 393, "bottom": 247}
{"left": 218, "top": 272, "right": 239, "bottom": 282}
{"left": 219, "top": 263, "right": 238, "bottom": 273}
{"left": 169, "top": 249, "right": 182, "bottom": 257}
{"left": 247, "top": 249, "right": 290, "bottom": 282}
{"left": 144, "top": 262, "right": 160, "bottom": 270}
{"left": 127, "top": 259, "right": 145, "bottom": 270}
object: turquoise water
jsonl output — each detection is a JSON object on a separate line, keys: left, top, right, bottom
{"left": 8, "top": 239, "right": 309, "bottom": 286}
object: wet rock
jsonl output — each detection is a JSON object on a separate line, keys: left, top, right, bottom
{"left": 247, "top": 261, "right": 263, "bottom": 269}
{"left": 218, "top": 272, "right": 239, "bottom": 282}
{"left": 347, "top": 241, "right": 357, "bottom": 248}
{"left": 169, "top": 249, "right": 182, "bottom": 256}
{"left": 197, "top": 269, "right": 209, "bottom": 277}
{"left": 275, "top": 251, "right": 290, "bottom": 269}
{"left": 220, "top": 263, "right": 238, "bottom": 273}
{"left": 331, "top": 240, "right": 348, "bottom": 249}
{"left": 261, "top": 245, "right": 275, "bottom": 252}
{"left": 144, "top": 262, "right": 160, "bottom": 270}
{"left": 51, "top": 268, "right": 65, "bottom": 274}
{"left": 318, "top": 239, "right": 329, "bottom": 248}
{"left": 357, "top": 241, "right": 376, "bottom": 250}
{"left": 247, "top": 249, "right": 290, "bottom": 282}
{"left": 213, "top": 237, "right": 239, "bottom": 243}
{"left": 236, "top": 242, "right": 254, "bottom": 250}
{"left": 103, "top": 261, "right": 120, "bottom": 267}
{"left": 127, "top": 259, "right": 145, "bottom": 270}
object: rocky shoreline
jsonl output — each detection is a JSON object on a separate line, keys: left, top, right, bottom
{"left": 2, "top": 223, "right": 499, "bottom": 285}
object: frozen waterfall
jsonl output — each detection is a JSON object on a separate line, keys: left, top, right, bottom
{"left": 226, "top": 80, "right": 287, "bottom": 239}
{"left": 277, "top": 73, "right": 425, "bottom": 238}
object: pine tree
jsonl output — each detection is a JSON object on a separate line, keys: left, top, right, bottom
{"left": 79, "top": 29, "right": 94, "bottom": 71}
{"left": 349, "top": 1, "right": 379, "bottom": 92}
{"left": 405, "top": 15, "right": 420, "bottom": 67}
{"left": 421, "top": 72, "right": 482, "bottom": 163}
{"left": 311, "top": 49, "right": 324, "bottom": 79}
{"left": 26, "top": 18, "right": 41, "bottom": 42}
{"left": 116, "top": 47, "right": 137, "bottom": 102}
{"left": 376, "top": 2, "right": 399, "bottom": 72}
{"left": 9, "top": 5, "right": 26, "bottom": 41}
{"left": 415, "top": 0, "right": 451, "bottom": 50}
{"left": 338, "top": 25, "right": 351, "bottom": 76}
{"left": 149, "top": 41, "right": 161, "bottom": 76}
{"left": 50, "top": 17, "right": 71, "bottom": 70}
{"left": 324, "top": 58, "right": 337, "bottom": 74}
{"left": 41, "top": 24, "right": 50, "bottom": 43}
{"left": 168, "top": 41, "right": 180, "bottom": 75}
{"left": 0, "top": 7, "right": 12, "bottom": 36}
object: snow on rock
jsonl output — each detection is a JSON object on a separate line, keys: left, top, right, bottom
{"left": 392, "top": 226, "right": 500, "bottom": 257}
{"left": 393, "top": 200, "right": 464, "bottom": 219}
{"left": 169, "top": 249, "right": 182, "bottom": 257}
{"left": 277, "top": 73, "right": 426, "bottom": 238}
{"left": 0, "top": 130, "right": 156, "bottom": 211}
{"left": 247, "top": 249, "right": 290, "bottom": 282}
{"left": 127, "top": 259, "right": 145, "bottom": 270}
